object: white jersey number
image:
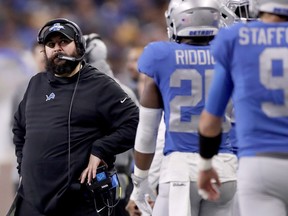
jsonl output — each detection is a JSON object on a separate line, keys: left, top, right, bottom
{"left": 169, "top": 69, "right": 230, "bottom": 133}
{"left": 260, "top": 48, "right": 288, "bottom": 117}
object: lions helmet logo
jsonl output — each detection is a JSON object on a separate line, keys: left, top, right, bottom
{"left": 49, "top": 23, "right": 65, "bottom": 32}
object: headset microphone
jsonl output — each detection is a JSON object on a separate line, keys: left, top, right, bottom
{"left": 58, "top": 54, "right": 81, "bottom": 62}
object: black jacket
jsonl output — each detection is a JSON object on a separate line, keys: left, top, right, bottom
{"left": 12, "top": 62, "right": 139, "bottom": 214}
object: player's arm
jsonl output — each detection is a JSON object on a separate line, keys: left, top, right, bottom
{"left": 199, "top": 62, "right": 233, "bottom": 159}
{"left": 198, "top": 110, "right": 222, "bottom": 166}
{"left": 134, "top": 74, "right": 163, "bottom": 170}
{"left": 130, "top": 74, "right": 162, "bottom": 214}
{"left": 197, "top": 62, "right": 233, "bottom": 200}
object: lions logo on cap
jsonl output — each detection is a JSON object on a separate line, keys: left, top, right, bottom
{"left": 49, "top": 23, "right": 65, "bottom": 32}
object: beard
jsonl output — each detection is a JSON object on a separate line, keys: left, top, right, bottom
{"left": 45, "top": 51, "right": 80, "bottom": 76}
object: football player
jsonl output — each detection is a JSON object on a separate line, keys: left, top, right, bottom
{"left": 130, "top": 0, "right": 238, "bottom": 215}
{"left": 197, "top": 0, "right": 288, "bottom": 216}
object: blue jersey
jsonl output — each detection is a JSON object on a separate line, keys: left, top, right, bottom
{"left": 138, "top": 41, "right": 233, "bottom": 155}
{"left": 206, "top": 21, "right": 288, "bottom": 157}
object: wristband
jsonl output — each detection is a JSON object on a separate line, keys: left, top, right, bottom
{"left": 198, "top": 157, "right": 213, "bottom": 171}
{"left": 134, "top": 166, "right": 149, "bottom": 178}
{"left": 198, "top": 130, "right": 222, "bottom": 159}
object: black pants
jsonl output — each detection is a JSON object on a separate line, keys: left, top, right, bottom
{"left": 15, "top": 187, "right": 115, "bottom": 216}
{"left": 113, "top": 199, "right": 129, "bottom": 216}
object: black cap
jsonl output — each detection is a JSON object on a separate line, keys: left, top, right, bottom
{"left": 42, "top": 22, "right": 75, "bottom": 43}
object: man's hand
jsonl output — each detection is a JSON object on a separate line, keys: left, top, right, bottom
{"left": 79, "top": 154, "right": 105, "bottom": 184}
{"left": 197, "top": 168, "right": 221, "bottom": 201}
{"left": 130, "top": 174, "right": 156, "bottom": 215}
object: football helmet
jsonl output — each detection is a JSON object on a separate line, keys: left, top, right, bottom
{"left": 83, "top": 33, "right": 114, "bottom": 77}
{"left": 165, "top": 0, "right": 221, "bottom": 41}
{"left": 249, "top": 0, "right": 288, "bottom": 17}
{"left": 219, "top": 0, "right": 251, "bottom": 26}
{"left": 84, "top": 33, "right": 108, "bottom": 62}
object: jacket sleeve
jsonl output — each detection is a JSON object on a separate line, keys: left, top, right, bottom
{"left": 91, "top": 79, "right": 139, "bottom": 163}
{"left": 12, "top": 91, "right": 27, "bottom": 175}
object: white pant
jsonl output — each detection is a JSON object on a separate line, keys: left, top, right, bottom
{"left": 152, "top": 152, "right": 238, "bottom": 216}
{"left": 238, "top": 157, "right": 288, "bottom": 216}
{"left": 159, "top": 152, "right": 238, "bottom": 183}
{"left": 153, "top": 181, "right": 236, "bottom": 216}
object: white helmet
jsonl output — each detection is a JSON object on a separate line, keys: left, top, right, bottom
{"left": 219, "top": 0, "right": 251, "bottom": 26}
{"left": 83, "top": 33, "right": 114, "bottom": 77}
{"left": 249, "top": 0, "right": 288, "bottom": 17}
{"left": 165, "top": 0, "right": 221, "bottom": 41}
{"left": 84, "top": 33, "right": 108, "bottom": 62}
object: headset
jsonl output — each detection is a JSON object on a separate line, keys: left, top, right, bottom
{"left": 37, "top": 18, "right": 86, "bottom": 61}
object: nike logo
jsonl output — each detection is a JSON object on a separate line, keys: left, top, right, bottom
{"left": 120, "top": 97, "right": 128, "bottom": 103}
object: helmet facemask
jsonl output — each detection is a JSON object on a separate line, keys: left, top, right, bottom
{"left": 220, "top": 0, "right": 255, "bottom": 26}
